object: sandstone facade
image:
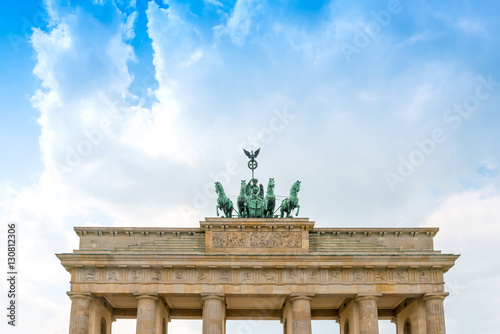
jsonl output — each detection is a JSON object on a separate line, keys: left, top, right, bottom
{"left": 57, "top": 218, "right": 459, "bottom": 334}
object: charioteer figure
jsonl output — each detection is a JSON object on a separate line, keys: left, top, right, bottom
{"left": 215, "top": 148, "right": 301, "bottom": 218}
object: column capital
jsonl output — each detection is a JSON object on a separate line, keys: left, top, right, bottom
{"left": 423, "top": 293, "right": 449, "bottom": 302}
{"left": 67, "top": 292, "right": 93, "bottom": 301}
{"left": 356, "top": 293, "right": 382, "bottom": 302}
{"left": 289, "top": 294, "right": 314, "bottom": 302}
{"left": 201, "top": 293, "right": 225, "bottom": 302}
{"left": 135, "top": 294, "right": 159, "bottom": 302}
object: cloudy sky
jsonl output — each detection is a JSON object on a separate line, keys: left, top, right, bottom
{"left": 1, "top": 0, "right": 499, "bottom": 333}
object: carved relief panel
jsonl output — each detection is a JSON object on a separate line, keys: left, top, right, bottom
{"left": 218, "top": 269, "right": 231, "bottom": 283}
{"left": 174, "top": 269, "right": 185, "bottom": 282}
{"left": 395, "top": 270, "right": 408, "bottom": 283}
{"left": 84, "top": 268, "right": 97, "bottom": 282}
{"left": 128, "top": 269, "right": 143, "bottom": 282}
{"left": 352, "top": 269, "right": 365, "bottom": 282}
{"left": 285, "top": 269, "right": 298, "bottom": 283}
{"left": 374, "top": 270, "right": 386, "bottom": 282}
{"left": 151, "top": 269, "right": 162, "bottom": 282}
{"left": 329, "top": 269, "right": 341, "bottom": 282}
{"left": 197, "top": 270, "right": 209, "bottom": 282}
{"left": 212, "top": 232, "right": 302, "bottom": 248}
{"left": 106, "top": 269, "right": 120, "bottom": 282}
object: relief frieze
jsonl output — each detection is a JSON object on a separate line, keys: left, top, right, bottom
{"left": 396, "top": 270, "right": 408, "bottom": 283}
{"left": 307, "top": 270, "right": 319, "bottom": 282}
{"left": 80, "top": 266, "right": 416, "bottom": 286}
{"left": 241, "top": 270, "right": 252, "bottom": 283}
{"left": 212, "top": 231, "right": 302, "bottom": 248}
{"left": 106, "top": 270, "right": 119, "bottom": 282}
{"left": 84, "top": 269, "right": 97, "bottom": 281}
{"left": 151, "top": 270, "right": 162, "bottom": 281}
{"left": 353, "top": 269, "right": 364, "bottom": 282}
{"left": 419, "top": 270, "right": 430, "bottom": 282}
{"left": 128, "top": 269, "right": 143, "bottom": 282}
{"left": 329, "top": 269, "right": 341, "bottom": 282}
{"left": 218, "top": 269, "right": 231, "bottom": 282}
{"left": 174, "top": 270, "right": 185, "bottom": 281}
{"left": 374, "top": 270, "right": 386, "bottom": 282}
{"left": 197, "top": 270, "right": 209, "bottom": 282}
{"left": 262, "top": 269, "right": 276, "bottom": 282}
{"left": 286, "top": 269, "right": 297, "bottom": 282}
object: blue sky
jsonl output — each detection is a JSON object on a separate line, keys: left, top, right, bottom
{"left": 1, "top": 0, "right": 500, "bottom": 333}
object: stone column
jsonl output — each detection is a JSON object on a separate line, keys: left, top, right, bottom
{"left": 68, "top": 293, "right": 93, "bottom": 334}
{"left": 356, "top": 294, "right": 380, "bottom": 334}
{"left": 423, "top": 294, "right": 447, "bottom": 334}
{"left": 202, "top": 294, "right": 225, "bottom": 334}
{"left": 289, "top": 294, "right": 313, "bottom": 334}
{"left": 136, "top": 295, "right": 158, "bottom": 334}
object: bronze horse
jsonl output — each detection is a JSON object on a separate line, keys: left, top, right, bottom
{"left": 215, "top": 181, "right": 233, "bottom": 218}
{"left": 280, "top": 180, "right": 301, "bottom": 218}
{"left": 237, "top": 180, "right": 249, "bottom": 218}
{"left": 264, "top": 178, "right": 276, "bottom": 218}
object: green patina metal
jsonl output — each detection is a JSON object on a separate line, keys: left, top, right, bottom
{"left": 215, "top": 181, "right": 233, "bottom": 218}
{"left": 215, "top": 149, "right": 300, "bottom": 218}
{"left": 280, "top": 180, "right": 301, "bottom": 218}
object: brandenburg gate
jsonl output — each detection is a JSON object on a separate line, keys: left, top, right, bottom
{"left": 57, "top": 150, "right": 459, "bottom": 334}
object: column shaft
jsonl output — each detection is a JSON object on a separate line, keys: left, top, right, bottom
{"left": 423, "top": 295, "right": 447, "bottom": 334}
{"left": 357, "top": 295, "right": 380, "bottom": 334}
{"left": 290, "top": 295, "right": 312, "bottom": 334}
{"left": 202, "top": 295, "right": 225, "bottom": 334}
{"left": 136, "top": 295, "right": 158, "bottom": 334}
{"left": 68, "top": 293, "right": 92, "bottom": 334}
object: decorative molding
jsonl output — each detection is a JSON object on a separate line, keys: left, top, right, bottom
{"left": 74, "top": 266, "right": 440, "bottom": 285}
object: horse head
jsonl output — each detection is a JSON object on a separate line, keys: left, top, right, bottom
{"left": 239, "top": 180, "right": 247, "bottom": 194}
{"left": 268, "top": 178, "right": 275, "bottom": 188}
{"left": 292, "top": 180, "right": 301, "bottom": 193}
{"left": 215, "top": 181, "right": 222, "bottom": 195}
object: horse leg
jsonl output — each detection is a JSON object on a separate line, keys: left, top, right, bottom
{"left": 280, "top": 200, "right": 287, "bottom": 218}
{"left": 296, "top": 204, "right": 300, "bottom": 217}
{"left": 216, "top": 204, "right": 220, "bottom": 217}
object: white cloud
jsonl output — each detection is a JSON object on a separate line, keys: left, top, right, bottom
{"left": 204, "top": 0, "right": 223, "bottom": 8}
{"left": 422, "top": 187, "right": 500, "bottom": 333}
{"left": 0, "top": 3, "right": 206, "bottom": 332}
{"left": 457, "top": 18, "right": 488, "bottom": 37}
{"left": 213, "top": 0, "right": 264, "bottom": 45}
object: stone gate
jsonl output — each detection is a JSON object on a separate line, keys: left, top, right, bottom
{"left": 57, "top": 218, "right": 459, "bottom": 334}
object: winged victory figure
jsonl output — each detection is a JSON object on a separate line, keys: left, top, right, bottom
{"left": 243, "top": 148, "right": 260, "bottom": 160}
